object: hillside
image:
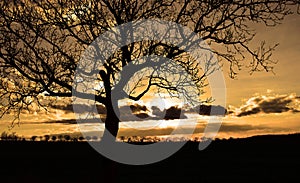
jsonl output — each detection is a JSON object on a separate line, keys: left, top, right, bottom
{"left": 0, "top": 134, "right": 299, "bottom": 183}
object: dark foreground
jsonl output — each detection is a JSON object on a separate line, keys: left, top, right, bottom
{"left": 0, "top": 134, "right": 299, "bottom": 183}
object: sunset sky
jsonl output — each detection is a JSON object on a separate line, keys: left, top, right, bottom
{"left": 0, "top": 11, "right": 300, "bottom": 140}
{"left": 226, "top": 13, "right": 300, "bottom": 106}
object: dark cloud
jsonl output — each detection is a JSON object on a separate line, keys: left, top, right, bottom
{"left": 51, "top": 103, "right": 188, "bottom": 121}
{"left": 237, "top": 107, "right": 260, "bottom": 117}
{"left": 151, "top": 106, "right": 163, "bottom": 117}
{"left": 129, "top": 104, "right": 148, "bottom": 113}
{"left": 112, "top": 104, "right": 188, "bottom": 121}
{"left": 186, "top": 105, "right": 227, "bottom": 116}
{"left": 119, "top": 104, "right": 150, "bottom": 121}
{"left": 150, "top": 106, "right": 187, "bottom": 120}
{"left": 164, "top": 106, "right": 187, "bottom": 120}
{"left": 259, "top": 96, "right": 291, "bottom": 113}
{"left": 50, "top": 94, "right": 299, "bottom": 119}
{"left": 234, "top": 94, "right": 299, "bottom": 117}
{"left": 51, "top": 104, "right": 107, "bottom": 114}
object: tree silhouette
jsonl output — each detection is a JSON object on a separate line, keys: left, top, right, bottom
{"left": 0, "top": 0, "right": 299, "bottom": 140}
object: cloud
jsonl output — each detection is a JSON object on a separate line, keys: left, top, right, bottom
{"left": 187, "top": 105, "right": 227, "bottom": 116}
{"left": 129, "top": 104, "right": 148, "bottom": 113}
{"left": 233, "top": 93, "right": 300, "bottom": 117}
{"left": 51, "top": 104, "right": 107, "bottom": 114}
{"left": 51, "top": 103, "right": 189, "bottom": 121}
{"left": 119, "top": 104, "right": 150, "bottom": 121}
{"left": 148, "top": 106, "right": 187, "bottom": 120}
{"left": 163, "top": 106, "right": 187, "bottom": 120}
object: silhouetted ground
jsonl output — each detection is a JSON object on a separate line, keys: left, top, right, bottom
{"left": 0, "top": 134, "right": 299, "bottom": 183}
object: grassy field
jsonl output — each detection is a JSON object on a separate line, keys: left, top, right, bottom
{"left": 0, "top": 134, "right": 299, "bottom": 183}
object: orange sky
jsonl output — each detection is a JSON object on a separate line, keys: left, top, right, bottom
{"left": 225, "top": 13, "right": 300, "bottom": 106}
{"left": 1, "top": 12, "right": 300, "bottom": 140}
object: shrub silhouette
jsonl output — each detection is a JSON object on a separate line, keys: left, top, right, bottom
{"left": 58, "top": 135, "right": 63, "bottom": 141}
{"left": 31, "top": 136, "right": 37, "bottom": 141}
{"left": 51, "top": 136, "right": 57, "bottom": 141}
{"left": 44, "top": 135, "right": 50, "bottom": 142}
{"left": 64, "top": 135, "right": 71, "bottom": 141}
{"left": 92, "top": 136, "right": 98, "bottom": 141}
{"left": 85, "top": 136, "right": 91, "bottom": 141}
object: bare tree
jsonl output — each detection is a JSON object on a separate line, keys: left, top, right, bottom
{"left": 0, "top": 0, "right": 299, "bottom": 139}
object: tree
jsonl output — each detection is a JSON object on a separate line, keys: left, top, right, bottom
{"left": 0, "top": 0, "right": 299, "bottom": 140}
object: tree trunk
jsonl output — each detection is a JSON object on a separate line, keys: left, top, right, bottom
{"left": 102, "top": 101, "right": 120, "bottom": 183}
{"left": 102, "top": 101, "right": 120, "bottom": 142}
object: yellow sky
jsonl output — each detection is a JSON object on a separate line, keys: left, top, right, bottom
{"left": 225, "top": 13, "right": 300, "bottom": 106}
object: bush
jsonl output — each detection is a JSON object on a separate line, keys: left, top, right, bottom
{"left": 64, "top": 135, "right": 71, "bottom": 141}
{"left": 1, "top": 131, "right": 20, "bottom": 141}
{"left": 44, "top": 135, "right": 50, "bottom": 141}
{"left": 51, "top": 136, "right": 57, "bottom": 141}
{"left": 31, "top": 136, "right": 37, "bottom": 141}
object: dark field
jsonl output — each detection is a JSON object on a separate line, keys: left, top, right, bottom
{"left": 0, "top": 134, "right": 299, "bottom": 183}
